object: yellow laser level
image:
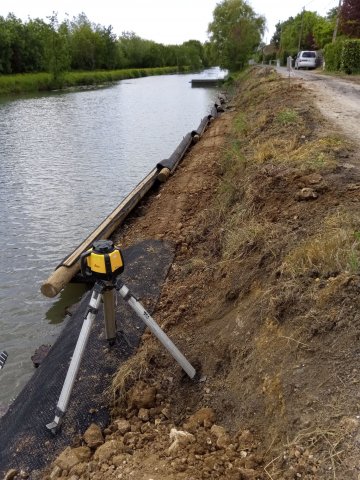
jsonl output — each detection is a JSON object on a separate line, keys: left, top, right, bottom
{"left": 80, "top": 240, "right": 124, "bottom": 281}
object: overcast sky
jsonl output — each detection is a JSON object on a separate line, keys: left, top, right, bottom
{"left": 0, "top": 0, "right": 339, "bottom": 45}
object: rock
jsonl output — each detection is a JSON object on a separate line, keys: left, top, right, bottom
{"left": 49, "top": 466, "right": 62, "bottom": 479}
{"left": 183, "top": 407, "right": 216, "bottom": 432}
{"left": 168, "top": 428, "right": 195, "bottom": 453}
{"left": 31, "top": 344, "right": 51, "bottom": 368}
{"left": 138, "top": 408, "right": 150, "bottom": 422}
{"left": 300, "top": 173, "right": 323, "bottom": 185}
{"left": 123, "top": 431, "right": 139, "bottom": 447}
{"left": 83, "top": 423, "right": 104, "bottom": 448}
{"left": 211, "top": 425, "right": 227, "bottom": 438}
{"left": 296, "top": 188, "right": 318, "bottom": 201}
{"left": 127, "top": 381, "right": 157, "bottom": 410}
{"left": 211, "top": 424, "right": 231, "bottom": 449}
{"left": 94, "top": 439, "right": 124, "bottom": 462}
{"left": 53, "top": 446, "right": 91, "bottom": 471}
{"left": 4, "top": 470, "right": 18, "bottom": 480}
{"left": 237, "top": 430, "right": 255, "bottom": 450}
{"left": 69, "top": 463, "right": 88, "bottom": 476}
{"left": 161, "top": 407, "right": 171, "bottom": 419}
{"left": 116, "top": 418, "right": 131, "bottom": 435}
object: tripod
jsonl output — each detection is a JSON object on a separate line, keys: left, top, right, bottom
{"left": 46, "top": 273, "right": 196, "bottom": 434}
{"left": 0, "top": 351, "right": 8, "bottom": 370}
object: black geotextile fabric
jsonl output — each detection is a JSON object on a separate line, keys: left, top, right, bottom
{"left": 0, "top": 239, "right": 174, "bottom": 478}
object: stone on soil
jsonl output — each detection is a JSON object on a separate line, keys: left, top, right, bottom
{"left": 183, "top": 407, "right": 216, "bottom": 432}
{"left": 83, "top": 423, "right": 104, "bottom": 448}
{"left": 115, "top": 418, "right": 131, "bottom": 435}
{"left": 53, "top": 446, "right": 91, "bottom": 471}
{"left": 93, "top": 439, "right": 124, "bottom": 462}
{"left": 168, "top": 428, "right": 195, "bottom": 453}
{"left": 127, "top": 381, "right": 157, "bottom": 409}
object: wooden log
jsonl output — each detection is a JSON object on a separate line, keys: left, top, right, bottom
{"left": 41, "top": 167, "right": 159, "bottom": 298}
{"left": 157, "top": 167, "right": 171, "bottom": 183}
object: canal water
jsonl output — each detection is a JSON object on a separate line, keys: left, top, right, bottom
{"left": 0, "top": 69, "right": 221, "bottom": 410}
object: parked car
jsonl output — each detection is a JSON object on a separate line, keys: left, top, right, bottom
{"left": 294, "top": 51, "right": 319, "bottom": 70}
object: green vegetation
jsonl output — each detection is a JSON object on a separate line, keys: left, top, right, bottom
{"left": 276, "top": 109, "right": 299, "bottom": 125}
{"left": 2, "top": 0, "right": 358, "bottom": 95}
{"left": 324, "top": 39, "right": 360, "bottom": 73}
{"left": 0, "top": 11, "right": 212, "bottom": 94}
{"left": 0, "top": 66, "right": 183, "bottom": 95}
{"left": 341, "top": 39, "right": 360, "bottom": 73}
{"left": 207, "top": 0, "right": 265, "bottom": 71}
{"left": 265, "top": 0, "right": 360, "bottom": 74}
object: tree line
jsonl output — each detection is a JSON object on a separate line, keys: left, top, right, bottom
{"left": 0, "top": 12, "right": 213, "bottom": 76}
{"left": 1, "top": 0, "right": 358, "bottom": 79}
{"left": 205, "top": 0, "right": 358, "bottom": 71}
{"left": 268, "top": 0, "right": 360, "bottom": 63}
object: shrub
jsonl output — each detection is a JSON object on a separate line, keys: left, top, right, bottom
{"left": 341, "top": 39, "right": 360, "bottom": 73}
{"left": 324, "top": 40, "right": 344, "bottom": 71}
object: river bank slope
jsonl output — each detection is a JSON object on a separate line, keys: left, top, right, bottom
{"left": 40, "top": 66, "right": 360, "bottom": 480}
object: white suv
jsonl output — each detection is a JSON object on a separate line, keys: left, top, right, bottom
{"left": 294, "top": 51, "right": 319, "bottom": 70}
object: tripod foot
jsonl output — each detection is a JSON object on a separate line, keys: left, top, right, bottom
{"left": 46, "top": 420, "right": 61, "bottom": 435}
{"left": 46, "top": 409, "right": 64, "bottom": 434}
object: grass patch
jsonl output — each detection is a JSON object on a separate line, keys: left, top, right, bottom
{"left": 281, "top": 210, "right": 360, "bottom": 277}
{"left": 0, "top": 66, "right": 183, "bottom": 95}
{"left": 250, "top": 135, "right": 344, "bottom": 171}
{"left": 276, "top": 109, "right": 300, "bottom": 125}
{"left": 0, "top": 72, "right": 53, "bottom": 94}
{"left": 232, "top": 112, "right": 248, "bottom": 135}
{"left": 222, "top": 214, "right": 273, "bottom": 260}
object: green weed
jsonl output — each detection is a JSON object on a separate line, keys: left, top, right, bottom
{"left": 276, "top": 109, "right": 299, "bottom": 125}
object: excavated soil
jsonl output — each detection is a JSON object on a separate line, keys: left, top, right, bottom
{"left": 17, "top": 67, "right": 360, "bottom": 480}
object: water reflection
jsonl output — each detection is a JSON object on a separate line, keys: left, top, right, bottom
{"left": 45, "top": 283, "right": 89, "bottom": 325}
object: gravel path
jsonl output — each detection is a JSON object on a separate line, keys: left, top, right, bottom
{"left": 276, "top": 67, "right": 360, "bottom": 146}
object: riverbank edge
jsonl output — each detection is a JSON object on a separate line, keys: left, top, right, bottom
{"left": 0, "top": 66, "right": 190, "bottom": 96}
{"left": 37, "top": 65, "right": 360, "bottom": 479}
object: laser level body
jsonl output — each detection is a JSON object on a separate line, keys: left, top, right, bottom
{"left": 80, "top": 240, "right": 124, "bottom": 281}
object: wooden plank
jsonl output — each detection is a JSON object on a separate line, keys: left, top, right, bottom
{"left": 41, "top": 167, "right": 159, "bottom": 298}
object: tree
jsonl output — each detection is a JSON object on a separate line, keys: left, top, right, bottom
{"left": 22, "top": 18, "right": 50, "bottom": 72}
{"left": 0, "top": 16, "right": 13, "bottom": 73}
{"left": 208, "top": 0, "right": 265, "bottom": 71}
{"left": 181, "top": 40, "right": 205, "bottom": 69}
{"left": 45, "top": 13, "right": 70, "bottom": 79}
{"left": 340, "top": 0, "right": 360, "bottom": 38}
{"left": 279, "top": 11, "right": 329, "bottom": 54}
{"left": 271, "top": 22, "right": 282, "bottom": 49}
{"left": 312, "top": 16, "right": 334, "bottom": 48}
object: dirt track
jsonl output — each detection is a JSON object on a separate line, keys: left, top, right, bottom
{"left": 277, "top": 66, "right": 360, "bottom": 148}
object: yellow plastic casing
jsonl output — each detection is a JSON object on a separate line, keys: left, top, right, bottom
{"left": 86, "top": 249, "right": 123, "bottom": 275}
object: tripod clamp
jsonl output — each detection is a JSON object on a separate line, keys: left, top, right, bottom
{"left": 46, "top": 240, "right": 196, "bottom": 434}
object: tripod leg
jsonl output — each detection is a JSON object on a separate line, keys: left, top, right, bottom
{"left": 0, "top": 351, "right": 8, "bottom": 370}
{"left": 103, "top": 288, "right": 117, "bottom": 344}
{"left": 46, "top": 284, "right": 103, "bottom": 434}
{"left": 117, "top": 282, "right": 196, "bottom": 379}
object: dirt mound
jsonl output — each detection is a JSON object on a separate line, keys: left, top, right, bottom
{"left": 16, "top": 67, "right": 360, "bottom": 480}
